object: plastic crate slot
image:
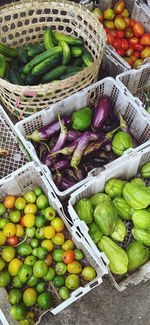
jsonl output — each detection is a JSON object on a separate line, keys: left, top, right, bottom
{"left": 75, "top": 291, "right": 83, "bottom": 298}
{"left": 90, "top": 280, "right": 98, "bottom": 289}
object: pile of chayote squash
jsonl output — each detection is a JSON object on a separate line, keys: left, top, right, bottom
{"left": 75, "top": 161, "right": 150, "bottom": 275}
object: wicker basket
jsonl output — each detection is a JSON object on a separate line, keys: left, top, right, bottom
{"left": 0, "top": 0, "right": 106, "bottom": 120}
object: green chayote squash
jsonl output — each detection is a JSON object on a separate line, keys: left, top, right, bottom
{"left": 112, "top": 131, "right": 133, "bottom": 156}
{"left": 75, "top": 198, "right": 94, "bottom": 225}
{"left": 130, "top": 178, "right": 145, "bottom": 187}
{"left": 132, "top": 228, "right": 150, "bottom": 246}
{"left": 89, "top": 222, "right": 102, "bottom": 244}
{"left": 113, "top": 197, "right": 132, "bottom": 220}
{"left": 123, "top": 182, "right": 150, "bottom": 209}
{"left": 105, "top": 178, "right": 126, "bottom": 199}
{"left": 126, "top": 241, "right": 149, "bottom": 272}
{"left": 132, "top": 209, "right": 150, "bottom": 229}
{"left": 110, "top": 219, "right": 127, "bottom": 242}
{"left": 140, "top": 162, "right": 150, "bottom": 178}
{"left": 71, "top": 107, "right": 92, "bottom": 131}
{"left": 89, "top": 193, "right": 110, "bottom": 207}
{"left": 94, "top": 201, "right": 118, "bottom": 235}
{"left": 98, "top": 236, "right": 128, "bottom": 275}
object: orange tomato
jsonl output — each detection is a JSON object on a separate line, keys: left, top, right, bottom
{"left": 4, "top": 196, "right": 16, "bottom": 209}
{"left": 121, "top": 8, "right": 129, "bottom": 17}
{"left": 133, "top": 22, "right": 144, "bottom": 37}
{"left": 114, "top": 0, "right": 125, "bottom": 15}
{"left": 140, "top": 33, "right": 150, "bottom": 46}
{"left": 63, "top": 250, "right": 75, "bottom": 265}
{"left": 123, "top": 57, "right": 133, "bottom": 66}
{"left": 123, "top": 17, "right": 130, "bottom": 27}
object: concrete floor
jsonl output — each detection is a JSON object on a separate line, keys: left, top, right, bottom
{"left": 40, "top": 277, "right": 150, "bottom": 325}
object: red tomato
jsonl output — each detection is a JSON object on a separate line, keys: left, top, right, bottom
{"left": 140, "top": 33, "right": 150, "bottom": 46}
{"left": 107, "top": 33, "right": 115, "bottom": 45}
{"left": 20, "top": 216, "right": 25, "bottom": 227}
{"left": 117, "top": 30, "right": 125, "bottom": 38}
{"left": 104, "top": 27, "right": 110, "bottom": 34}
{"left": 130, "top": 19, "right": 136, "bottom": 27}
{"left": 125, "top": 27, "right": 134, "bottom": 39}
{"left": 133, "top": 59, "right": 143, "bottom": 69}
{"left": 62, "top": 249, "right": 75, "bottom": 264}
{"left": 130, "top": 55, "right": 137, "bottom": 63}
{"left": 110, "top": 29, "right": 118, "bottom": 38}
{"left": 121, "top": 8, "right": 129, "bottom": 18}
{"left": 133, "top": 43, "right": 144, "bottom": 52}
{"left": 114, "top": 38, "right": 122, "bottom": 49}
{"left": 114, "top": 16, "right": 126, "bottom": 30}
{"left": 125, "top": 48, "right": 134, "bottom": 56}
{"left": 124, "top": 17, "right": 130, "bottom": 27}
{"left": 123, "top": 57, "right": 133, "bottom": 66}
{"left": 133, "top": 22, "right": 144, "bottom": 37}
{"left": 141, "top": 46, "right": 150, "bottom": 59}
{"left": 116, "top": 48, "right": 125, "bottom": 56}
{"left": 134, "top": 51, "right": 141, "bottom": 59}
{"left": 129, "top": 37, "right": 139, "bottom": 46}
{"left": 7, "top": 236, "right": 19, "bottom": 246}
{"left": 121, "top": 38, "right": 129, "bottom": 50}
{"left": 114, "top": 0, "right": 125, "bottom": 15}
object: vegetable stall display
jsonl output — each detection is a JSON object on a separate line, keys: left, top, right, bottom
{"left": 0, "top": 29, "right": 93, "bottom": 85}
{"left": 26, "top": 95, "right": 136, "bottom": 191}
{"left": 74, "top": 161, "right": 150, "bottom": 276}
{"left": 0, "top": 185, "right": 97, "bottom": 324}
{"left": 92, "top": 0, "right": 150, "bottom": 68}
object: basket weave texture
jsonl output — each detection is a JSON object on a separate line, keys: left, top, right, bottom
{"left": 0, "top": 0, "right": 106, "bottom": 119}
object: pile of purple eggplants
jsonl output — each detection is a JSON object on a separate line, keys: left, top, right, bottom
{"left": 27, "top": 95, "right": 136, "bottom": 191}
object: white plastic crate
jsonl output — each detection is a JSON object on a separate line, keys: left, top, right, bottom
{"left": 15, "top": 77, "right": 150, "bottom": 200}
{"left": 68, "top": 142, "right": 150, "bottom": 291}
{"left": 98, "top": 0, "right": 150, "bottom": 75}
{"left": 0, "top": 105, "right": 30, "bottom": 180}
{"left": 0, "top": 162, "right": 107, "bottom": 325}
{"left": 102, "top": 49, "right": 128, "bottom": 78}
{"left": 116, "top": 63, "right": 150, "bottom": 118}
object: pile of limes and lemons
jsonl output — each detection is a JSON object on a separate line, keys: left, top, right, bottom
{"left": 0, "top": 186, "right": 96, "bottom": 324}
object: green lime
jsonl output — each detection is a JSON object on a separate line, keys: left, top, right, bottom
{"left": 55, "top": 262, "right": 67, "bottom": 275}
{"left": 0, "top": 217, "right": 9, "bottom": 229}
{"left": 12, "top": 276, "right": 23, "bottom": 288}
{"left": 36, "top": 194, "right": 48, "bottom": 210}
{"left": 30, "top": 238, "right": 39, "bottom": 248}
{"left": 9, "top": 210, "right": 21, "bottom": 223}
{"left": 0, "top": 270, "right": 11, "bottom": 287}
{"left": 59, "top": 287, "right": 70, "bottom": 300}
{"left": 27, "top": 275, "right": 39, "bottom": 287}
{"left": 24, "top": 255, "right": 37, "bottom": 266}
{"left": 44, "top": 207, "right": 56, "bottom": 221}
{"left": 44, "top": 268, "right": 55, "bottom": 281}
{"left": 74, "top": 249, "right": 84, "bottom": 261}
{"left": 36, "top": 282, "right": 47, "bottom": 293}
{"left": 0, "top": 259, "right": 6, "bottom": 271}
{"left": 0, "top": 203, "right": 6, "bottom": 216}
{"left": 36, "top": 226, "right": 45, "bottom": 239}
{"left": 10, "top": 303, "right": 26, "bottom": 321}
{"left": 52, "top": 248, "right": 64, "bottom": 262}
{"left": 18, "top": 265, "right": 32, "bottom": 283}
{"left": 26, "top": 226, "right": 36, "bottom": 238}
{"left": 23, "top": 191, "right": 36, "bottom": 203}
{"left": 9, "top": 289, "right": 22, "bottom": 305}
{"left": 34, "top": 186, "right": 43, "bottom": 197}
{"left": 65, "top": 274, "right": 80, "bottom": 290}
{"left": 37, "top": 292, "right": 53, "bottom": 310}
{"left": 81, "top": 266, "right": 96, "bottom": 281}
{"left": 23, "top": 288, "right": 37, "bottom": 307}
{"left": 35, "top": 215, "right": 46, "bottom": 228}
{"left": 33, "top": 260, "right": 48, "bottom": 278}
{"left": 53, "top": 275, "right": 65, "bottom": 288}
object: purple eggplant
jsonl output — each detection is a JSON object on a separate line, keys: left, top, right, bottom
{"left": 92, "top": 95, "right": 112, "bottom": 130}
{"left": 74, "top": 168, "right": 84, "bottom": 181}
{"left": 67, "top": 130, "right": 81, "bottom": 142}
{"left": 27, "top": 116, "right": 71, "bottom": 142}
{"left": 53, "top": 158, "right": 70, "bottom": 171}
{"left": 51, "top": 114, "right": 67, "bottom": 153}
{"left": 49, "top": 138, "right": 80, "bottom": 158}
{"left": 41, "top": 151, "right": 54, "bottom": 167}
{"left": 71, "top": 131, "right": 91, "bottom": 169}
{"left": 60, "top": 178, "right": 76, "bottom": 190}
